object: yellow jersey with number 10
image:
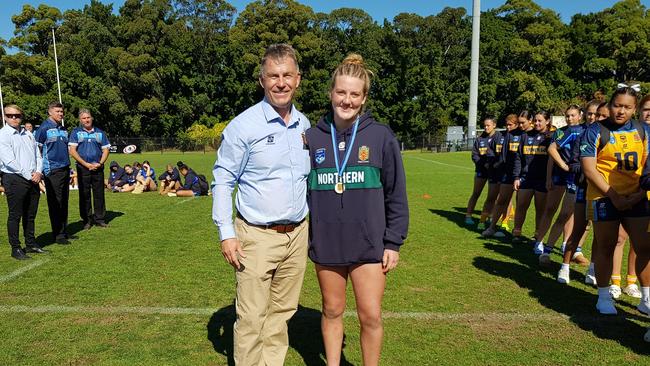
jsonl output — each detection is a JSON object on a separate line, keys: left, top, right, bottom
{"left": 580, "top": 121, "right": 648, "bottom": 201}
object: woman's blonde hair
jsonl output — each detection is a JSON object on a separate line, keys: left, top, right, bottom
{"left": 329, "top": 53, "right": 373, "bottom": 96}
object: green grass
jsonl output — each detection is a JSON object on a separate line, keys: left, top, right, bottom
{"left": 0, "top": 151, "right": 648, "bottom": 365}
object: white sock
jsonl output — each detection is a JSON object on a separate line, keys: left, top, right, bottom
{"left": 561, "top": 263, "right": 570, "bottom": 271}
{"left": 562, "top": 241, "right": 567, "bottom": 246}
{"left": 588, "top": 262, "right": 595, "bottom": 273}
{"left": 642, "top": 287, "right": 650, "bottom": 303}
{"left": 598, "top": 287, "right": 611, "bottom": 299}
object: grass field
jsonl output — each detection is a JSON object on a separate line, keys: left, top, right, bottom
{"left": 0, "top": 151, "right": 649, "bottom": 365}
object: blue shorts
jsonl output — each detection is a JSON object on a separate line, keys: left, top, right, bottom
{"left": 588, "top": 198, "right": 650, "bottom": 222}
{"left": 519, "top": 177, "right": 547, "bottom": 193}
{"left": 575, "top": 186, "right": 587, "bottom": 204}
{"left": 552, "top": 173, "right": 577, "bottom": 193}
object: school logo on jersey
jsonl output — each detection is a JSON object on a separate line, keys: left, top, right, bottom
{"left": 267, "top": 135, "right": 275, "bottom": 145}
{"left": 609, "top": 136, "right": 616, "bottom": 145}
{"left": 338, "top": 141, "right": 345, "bottom": 150}
{"left": 315, "top": 148, "right": 326, "bottom": 164}
{"left": 527, "top": 137, "right": 534, "bottom": 144}
{"left": 358, "top": 146, "right": 370, "bottom": 163}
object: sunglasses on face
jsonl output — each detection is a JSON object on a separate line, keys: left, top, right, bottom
{"left": 5, "top": 114, "right": 22, "bottom": 119}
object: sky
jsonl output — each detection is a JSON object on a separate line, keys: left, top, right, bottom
{"left": 2, "top": 0, "right": 649, "bottom": 51}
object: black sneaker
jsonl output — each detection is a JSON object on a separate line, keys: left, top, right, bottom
{"left": 83, "top": 222, "right": 93, "bottom": 230}
{"left": 11, "top": 248, "right": 31, "bottom": 260}
{"left": 56, "top": 235, "right": 70, "bottom": 245}
{"left": 25, "top": 245, "right": 49, "bottom": 254}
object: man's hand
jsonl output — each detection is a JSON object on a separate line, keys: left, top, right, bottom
{"left": 382, "top": 249, "right": 399, "bottom": 273}
{"left": 221, "top": 238, "right": 246, "bottom": 270}
{"left": 31, "top": 172, "right": 42, "bottom": 184}
{"left": 513, "top": 179, "right": 520, "bottom": 191}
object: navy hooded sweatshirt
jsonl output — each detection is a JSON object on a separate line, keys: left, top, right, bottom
{"left": 513, "top": 129, "right": 552, "bottom": 182}
{"left": 305, "top": 111, "right": 409, "bottom": 266}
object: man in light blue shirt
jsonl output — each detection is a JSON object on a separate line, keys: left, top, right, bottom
{"left": 212, "top": 44, "right": 310, "bottom": 366}
{"left": 0, "top": 105, "right": 46, "bottom": 260}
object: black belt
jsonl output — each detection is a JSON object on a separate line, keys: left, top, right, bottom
{"left": 237, "top": 213, "right": 304, "bottom": 234}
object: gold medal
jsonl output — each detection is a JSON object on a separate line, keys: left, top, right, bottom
{"left": 334, "top": 182, "right": 345, "bottom": 194}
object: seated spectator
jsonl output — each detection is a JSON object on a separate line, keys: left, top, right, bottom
{"left": 70, "top": 168, "right": 78, "bottom": 190}
{"left": 168, "top": 163, "right": 208, "bottom": 197}
{"left": 158, "top": 164, "right": 181, "bottom": 195}
{"left": 24, "top": 122, "right": 34, "bottom": 133}
{"left": 132, "top": 160, "right": 157, "bottom": 194}
{"left": 114, "top": 164, "right": 138, "bottom": 192}
{"left": 105, "top": 161, "right": 125, "bottom": 189}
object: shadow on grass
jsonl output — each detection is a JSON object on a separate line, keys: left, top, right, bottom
{"left": 36, "top": 210, "right": 124, "bottom": 247}
{"left": 207, "top": 304, "right": 353, "bottom": 365}
{"left": 429, "top": 208, "right": 471, "bottom": 230}
{"left": 474, "top": 242, "right": 650, "bottom": 354}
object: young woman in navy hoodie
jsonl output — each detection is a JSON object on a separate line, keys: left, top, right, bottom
{"left": 305, "top": 54, "right": 409, "bottom": 366}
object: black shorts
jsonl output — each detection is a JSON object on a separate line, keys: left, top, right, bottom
{"left": 501, "top": 173, "right": 515, "bottom": 185}
{"left": 588, "top": 197, "right": 650, "bottom": 222}
{"left": 475, "top": 167, "right": 489, "bottom": 179}
{"left": 488, "top": 167, "right": 502, "bottom": 184}
{"left": 519, "top": 177, "right": 547, "bottom": 193}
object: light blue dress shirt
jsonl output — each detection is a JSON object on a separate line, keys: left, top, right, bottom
{"left": 0, "top": 124, "right": 43, "bottom": 180}
{"left": 212, "top": 98, "right": 311, "bottom": 241}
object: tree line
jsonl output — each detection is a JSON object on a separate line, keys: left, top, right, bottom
{"left": 0, "top": 0, "right": 648, "bottom": 143}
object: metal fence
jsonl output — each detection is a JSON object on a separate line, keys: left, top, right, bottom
{"left": 109, "top": 137, "right": 219, "bottom": 154}
{"left": 400, "top": 132, "right": 475, "bottom": 153}
{"left": 108, "top": 135, "right": 477, "bottom": 154}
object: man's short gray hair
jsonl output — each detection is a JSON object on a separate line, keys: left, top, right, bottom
{"left": 259, "top": 43, "right": 300, "bottom": 78}
{"left": 78, "top": 108, "right": 92, "bottom": 118}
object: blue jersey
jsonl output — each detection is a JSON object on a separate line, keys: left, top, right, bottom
{"left": 551, "top": 124, "right": 586, "bottom": 176}
{"left": 68, "top": 126, "right": 110, "bottom": 165}
{"left": 34, "top": 119, "right": 70, "bottom": 175}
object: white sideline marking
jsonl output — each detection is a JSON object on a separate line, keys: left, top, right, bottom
{"left": 0, "top": 304, "right": 570, "bottom": 322}
{"left": 0, "top": 258, "right": 49, "bottom": 284}
{"left": 173, "top": 198, "right": 194, "bottom": 205}
{"left": 406, "top": 156, "right": 473, "bottom": 170}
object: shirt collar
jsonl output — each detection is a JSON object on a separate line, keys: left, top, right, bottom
{"left": 261, "top": 97, "right": 300, "bottom": 127}
{"left": 4, "top": 123, "right": 23, "bottom": 134}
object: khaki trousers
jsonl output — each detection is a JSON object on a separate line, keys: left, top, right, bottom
{"left": 233, "top": 217, "right": 308, "bottom": 366}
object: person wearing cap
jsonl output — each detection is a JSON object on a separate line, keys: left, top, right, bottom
{"left": 105, "top": 161, "right": 125, "bottom": 190}
{"left": 0, "top": 104, "right": 47, "bottom": 260}
{"left": 68, "top": 109, "right": 110, "bottom": 229}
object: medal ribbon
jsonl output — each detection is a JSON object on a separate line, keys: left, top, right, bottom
{"left": 330, "top": 116, "right": 359, "bottom": 180}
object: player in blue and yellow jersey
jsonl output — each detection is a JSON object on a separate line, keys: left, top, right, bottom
{"left": 557, "top": 102, "right": 614, "bottom": 285}
{"left": 536, "top": 105, "right": 587, "bottom": 264}
{"left": 465, "top": 117, "right": 501, "bottom": 227}
{"left": 580, "top": 86, "right": 650, "bottom": 315}
{"left": 482, "top": 113, "right": 522, "bottom": 237}
{"left": 512, "top": 111, "right": 553, "bottom": 244}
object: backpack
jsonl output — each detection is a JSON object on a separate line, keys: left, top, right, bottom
{"left": 197, "top": 174, "right": 209, "bottom": 195}
{"left": 598, "top": 120, "right": 646, "bottom": 150}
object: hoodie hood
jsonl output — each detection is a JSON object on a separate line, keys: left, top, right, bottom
{"left": 316, "top": 111, "right": 375, "bottom": 135}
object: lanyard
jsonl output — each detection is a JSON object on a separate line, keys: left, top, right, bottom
{"left": 330, "top": 116, "right": 359, "bottom": 179}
